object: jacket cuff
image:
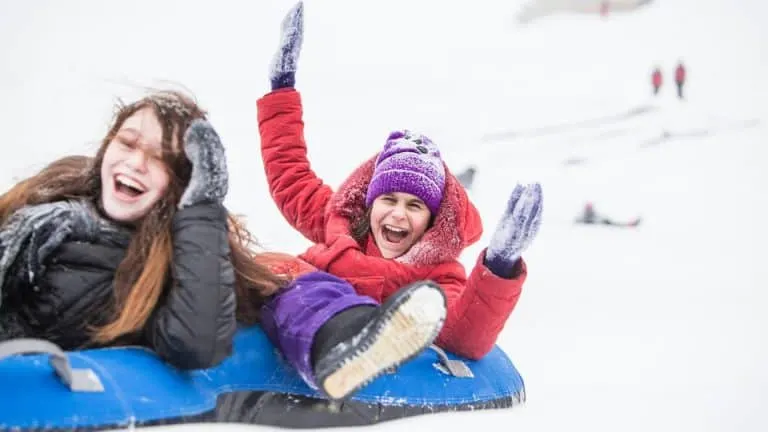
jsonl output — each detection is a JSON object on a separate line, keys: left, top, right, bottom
{"left": 478, "top": 248, "right": 527, "bottom": 281}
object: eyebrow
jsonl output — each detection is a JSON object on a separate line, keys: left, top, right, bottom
{"left": 116, "top": 128, "right": 162, "bottom": 150}
{"left": 394, "top": 195, "right": 425, "bottom": 205}
{"left": 117, "top": 127, "right": 141, "bottom": 135}
{"left": 116, "top": 128, "right": 140, "bottom": 139}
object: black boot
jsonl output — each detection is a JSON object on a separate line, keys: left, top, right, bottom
{"left": 311, "top": 280, "right": 447, "bottom": 401}
{"left": 310, "top": 305, "right": 377, "bottom": 367}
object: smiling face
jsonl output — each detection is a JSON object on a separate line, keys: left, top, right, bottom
{"left": 99, "top": 107, "right": 174, "bottom": 224}
{"left": 369, "top": 192, "right": 432, "bottom": 259}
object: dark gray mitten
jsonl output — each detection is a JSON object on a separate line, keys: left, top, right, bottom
{"left": 269, "top": 1, "right": 304, "bottom": 90}
{"left": 178, "top": 119, "right": 229, "bottom": 209}
{"left": 0, "top": 200, "right": 100, "bottom": 293}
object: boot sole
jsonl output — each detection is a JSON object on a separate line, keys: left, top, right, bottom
{"left": 320, "top": 282, "right": 447, "bottom": 400}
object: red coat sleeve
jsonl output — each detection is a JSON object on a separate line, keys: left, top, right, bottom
{"left": 257, "top": 88, "right": 332, "bottom": 244}
{"left": 430, "top": 249, "right": 526, "bottom": 360}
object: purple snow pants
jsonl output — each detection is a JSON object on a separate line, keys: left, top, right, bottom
{"left": 260, "top": 271, "right": 378, "bottom": 388}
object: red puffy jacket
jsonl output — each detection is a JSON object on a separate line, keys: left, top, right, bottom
{"left": 257, "top": 88, "right": 527, "bottom": 359}
{"left": 652, "top": 70, "right": 662, "bottom": 88}
{"left": 675, "top": 64, "right": 686, "bottom": 84}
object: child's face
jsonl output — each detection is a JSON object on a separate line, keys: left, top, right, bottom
{"left": 369, "top": 192, "right": 431, "bottom": 259}
{"left": 100, "top": 107, "right": 173, "bottom": 223}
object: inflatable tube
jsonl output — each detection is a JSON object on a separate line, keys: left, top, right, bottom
{"left": 0, "top": 326, "right": 525, "bottom": 430}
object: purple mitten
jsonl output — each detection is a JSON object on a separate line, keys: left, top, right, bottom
{"left": 269, "top": 2, "right": 304, "bottom": 90}
{"left": 484, "top": 183, "right": 543, "bottom": 278}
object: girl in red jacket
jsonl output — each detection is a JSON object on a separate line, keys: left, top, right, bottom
{"left": 258, "top": 0, "right": 542, "bottom": 394}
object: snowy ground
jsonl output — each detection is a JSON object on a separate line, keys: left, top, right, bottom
{"left": 1, "top": 0, "right": 766, "bottom": 431}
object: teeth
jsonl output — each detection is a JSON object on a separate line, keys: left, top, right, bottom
{"left": 385, "top": 225, "right": 408, "bottom": 234}
{"left": 115, "top": 174, "right": 145, "bottom": 192}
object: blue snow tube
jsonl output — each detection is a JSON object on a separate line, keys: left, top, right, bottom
{"left": 0, "top": 326, "right": 525, "bottom": 430}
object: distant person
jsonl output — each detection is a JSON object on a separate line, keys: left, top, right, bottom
{"left": 600, "top": 2, "right": 609, "bottom": 17}
{"left": 674, "top": 62, "right": 686, "bottom": 99}
{"left": 575, "top": 202, "right": 641, "bottom": 228}
{"left": 456, "top": 166, "right": 477, "bottom": 190}
{"left": 651, "top": 67, "right": 662, "bottom": 96}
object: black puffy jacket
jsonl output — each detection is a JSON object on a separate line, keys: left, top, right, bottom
{"left": 0, "top": 202, "right": 237, "bottom": 370}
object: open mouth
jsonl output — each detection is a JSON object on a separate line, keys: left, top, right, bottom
{"left": 113, "top": 174, "right": 146, "bottom": 199}
{"left": 382, "top": 224, "right": 410, "bottom": 244}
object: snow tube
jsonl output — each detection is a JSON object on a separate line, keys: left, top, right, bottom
{"left": 0, "top": 326, "right": 525, "bottom": 430}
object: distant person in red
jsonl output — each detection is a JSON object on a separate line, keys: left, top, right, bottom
{"left": 674, "top": 61, "right": 686, "bottom": 99}
{"left": 651, "top": 67, "right": 662, "bottom": 96}
{"left": 600, "top": 2, "right": 609, "bottom": 17}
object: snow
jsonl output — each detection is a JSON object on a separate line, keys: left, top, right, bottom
{"left": 1, "top": 0, "right": 766, "bottom": 430}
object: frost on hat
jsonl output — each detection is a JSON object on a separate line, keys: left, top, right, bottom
{"left": 365, "top": 130, "right": 446, "bottom": 215}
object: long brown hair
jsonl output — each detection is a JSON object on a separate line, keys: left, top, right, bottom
{"left": 0, "top": 90, "right": 286, "bottom": 344}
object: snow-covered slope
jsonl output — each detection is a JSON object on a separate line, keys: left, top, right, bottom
{"left": 0, "top": 0, "right": 766, "bottom": 430}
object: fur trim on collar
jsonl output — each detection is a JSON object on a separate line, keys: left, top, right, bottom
{"left": 328, "top": 155, "right": 481, "bottom": 266}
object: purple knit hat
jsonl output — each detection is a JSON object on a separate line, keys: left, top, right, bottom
{"left": 365, "top": 130, "right": 446, "bottom": 215}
